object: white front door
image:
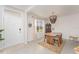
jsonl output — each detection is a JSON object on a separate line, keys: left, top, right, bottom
{"left": 4, "top": 9, "right": 24, "bottom": 47}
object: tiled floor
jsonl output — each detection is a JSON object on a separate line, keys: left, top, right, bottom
{"left": 0, "top": 39, "right": 78, "bottom": 54}
{"left": 61, "top": 40, "right": 76, "bottom": 54}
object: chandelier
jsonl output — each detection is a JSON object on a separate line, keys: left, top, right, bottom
{"left": 49, "top": 12, "right": 57, "bottom": 24}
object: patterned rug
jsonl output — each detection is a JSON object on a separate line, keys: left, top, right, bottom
{"left": 39, "top": 40, "right": 65, "bottom": 54}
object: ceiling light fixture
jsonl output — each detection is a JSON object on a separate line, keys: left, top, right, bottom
{"left": 49, "top": 12, "right": 57, "bottom": 24}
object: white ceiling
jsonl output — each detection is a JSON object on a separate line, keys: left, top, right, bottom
{"left": 9, "top": 5, "right": 31, "bottom": 11}
{"left": 11, "top": 5, "right": 79, "bottom": 18}
{"left": 29, "top": 5, "right": 79, "bottom": 18}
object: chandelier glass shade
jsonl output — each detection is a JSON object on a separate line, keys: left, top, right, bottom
{"left": 49, "top": 15, "right": 57, "bottom": 24}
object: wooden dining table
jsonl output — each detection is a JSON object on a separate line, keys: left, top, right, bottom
{"left": 44, "top": 32, "right": 62, "bottom": 47}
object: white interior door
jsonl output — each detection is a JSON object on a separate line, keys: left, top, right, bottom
{"left": 4, "top": 9, "right": 24, "bottom": 47}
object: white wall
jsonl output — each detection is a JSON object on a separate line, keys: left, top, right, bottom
{"left": 0, "top": 6, "right": 5, "bottom": 49}
{"left": 4, "top": 7, "right": 27, "bottom": 48}
{"left": 0, "top": 6, "right": 3, "bottom": 29}
{"left": 54, "top": 13, "right": 79, "bottom": 39}
{"left": 23, "top": 11, "right": 28, "bottom": 44}
{"left": 4, "top": 11, "right": 24, "bottom": 47}
{"left": 27, "top": 13, "right": 45, "bottom": 41}
{"left": 44, "top": 19, "right": 50, "bottom": 24}
{"left": 0, "top": 6, "right": 28, "bottom": 49}
{"left": 27, "top": 13, "right": 37, "bottom": 41}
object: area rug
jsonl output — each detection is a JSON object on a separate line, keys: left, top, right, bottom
{"left": 39, "top": 40, "right": 65, "bottom": 54}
